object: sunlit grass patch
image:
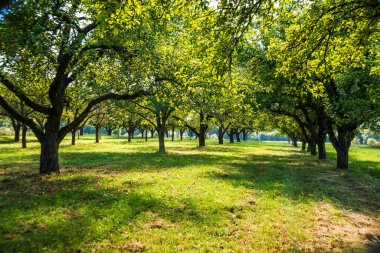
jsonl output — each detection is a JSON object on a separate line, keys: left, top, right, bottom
{"left": 0, "top": 136, "right": 379, "bottom": 252}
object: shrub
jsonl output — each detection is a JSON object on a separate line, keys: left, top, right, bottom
{"left": 367, "top": 138, "right": 380, "bottom": 147}
{"left": 0, "top": 127, "right": 13, "bottom": 136}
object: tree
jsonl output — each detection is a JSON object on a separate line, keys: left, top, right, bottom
{"left": 268, "top": 0, "right": 380, "bottom": 169}
{"left": 0, "top": 0, "right": 182, "bottom": 173}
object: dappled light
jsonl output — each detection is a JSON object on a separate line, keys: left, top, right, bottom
{"left": 1, "top": 137, "right": 379, "bottom": 252}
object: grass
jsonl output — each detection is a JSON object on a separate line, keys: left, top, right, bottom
{"left": 0, "top": 135, "right": 379, "bottom": 252}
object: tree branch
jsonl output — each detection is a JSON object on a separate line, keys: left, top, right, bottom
{"left": 0, "top": 74, "right": 52, "bottom": 114}
{"left": 58, "top": 90, "right": 151, "bottom": 141}
{"left": 0, "top": 95, "right": 44, "bottom": 141}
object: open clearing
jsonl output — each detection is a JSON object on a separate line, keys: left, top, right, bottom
{"left": 0, "top": 136, "right": 379, "bottom": 252}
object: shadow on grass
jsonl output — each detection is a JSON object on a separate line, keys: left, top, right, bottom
{"left": 0, "top": 174, "right": 215, "bottom": 252}
{"left": 1, "top": 142, "right": 379, "bottom": 251}
{"left": 206, "top": 151, "right": 380, "bottom": 214}
{"left": 0, "top": 151, "right": 230, "bottom": 172}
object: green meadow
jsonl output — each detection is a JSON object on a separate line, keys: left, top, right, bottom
{"left": 0, "top": 135, "right": 379, "bottom": 252}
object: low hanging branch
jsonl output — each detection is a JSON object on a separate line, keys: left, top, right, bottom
{"left": 58, "top": 90, "right": 152, "bottom": 141}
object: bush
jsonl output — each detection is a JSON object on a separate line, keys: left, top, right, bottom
{"left": 0, "top": 127, "right": 13, "bottom": 136}
{"left": 352, "top": 137, "right": 360, "bottom": 145}
{"left": 367, "top": 138, "right": 380, "bottom": 147}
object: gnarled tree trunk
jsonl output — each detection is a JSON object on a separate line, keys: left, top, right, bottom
{"left": 40, "top": 129, "right": 59, "bottom": 174}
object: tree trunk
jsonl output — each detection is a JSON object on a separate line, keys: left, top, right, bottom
{"left": 12, "top": 120, "right": 20, "bottom": 142}
{"left": 199, "top": 130, "right": 206, "bottom": 147}
{"left": 336, "top": 145, "right": 349, "bottom": 170}
{"left": 171, "top": 126, "right": 175, "bottom": 141}
{"left": 292, "top": 138, "right": 298, "bottom": 147}
{"left": 128, "top": 131, "right": 132, "bottom": 142}
{"left": 301, "top": 140, "right": 306, "bottom": 151}
{"left": 141, "top": 130, "right": 144, "bottom": 138}
{"left": 180, "top": 129, "right": 184, "bottom": 140}
{"left": 95, "top": 126, "right": 100, "bottom": 143}
{"left": 307, "top": 143, "right": 311, "bottom": 152}
{"left": 158, "top": 128, "right": 165, "bottom": 153}
{"left": 242, "top": 130, "right": 247, "bottom": 141}
{"left": 333, "top": 129, "right": 353, "bottom": 170}
{"left": 228, "top": 130, "right": 234, "bottom": 143}
{"left": 218, "top": 126, "right": 224, "bottom": 144}
{"left": 309, "top": 141, "right": 317, "bottom": 156}
{"left": 80, "top": 128, "right": 84, "bottom": 135}
{"left": 107, "top": 128, "right": 112, "bottom": 135}
{"left": 235, "top": 132, "right": 241, "bottom": 142}
{"left": 317, "top": 134, "right": 326, "bottom": 159}
{"left": 71, "top": 130, "right": 76, "bottom": 145}
{"left": 39, "top": 130, "right": 59, "bottom": 174}
{"left": 150, "top": 129, "right": 155, "bottom": 138}
{"left": 145, "top": 129, "right": 148, "bottom": 142}
{"left": 21, "top": 125, "right": 27, "bottom": 148}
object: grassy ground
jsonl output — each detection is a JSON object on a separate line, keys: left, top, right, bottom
{"left": 0, "top": 135, "right": 379, "bottom": 252}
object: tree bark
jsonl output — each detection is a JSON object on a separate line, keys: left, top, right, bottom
{"left": 180, "top": 129, "right": 184, "bottom": 140}
{"left": 309, "top": 141, "right": 317, "bottom": 156}
{"left": 171, "top": 126, "right": 175, "bottom": 141}
{"left": 158, "top": 127, "right": 165, "bottom": 153}
{"left": 218, "top": 126, "right": 224, "bottom": 144}
{"left": 332, "top": 128, "right": 353, "bottom": 170}
{"left": 242, "top": 130, "right": 247, "bottom": 141}
{"left": 11, "top": 119, "right": 20, "bottom": 142}
{"left": 228, "top": 129, "right": 234, "bottom": 143}
{"left": 145, "top": 129, "right": 148, "bottom": 142}
{"left": 39, "top": 130, "right": 59, "bottom": 174}
{"left": 199, "top": 129, "right": 206, "bottom": 146}
{"left": 95, "top": 126, "right": 100, "bottom": 143}
{"left": 150, "top": 129, "right": 155, "bottom": 138}
{"left": 127, "top": 131, "right": 132, "bottom": 142}
{"left": 235, "top": 131, "right": 241, "bottom": 142}
{"left": 71, "top": 130, "right": 76, "bottom": 145}
{"left": 301, "top": 140, "right": 306, "bottom": 151}
{"left": 336, "top": 144, "right": 349, "bottom": 170}
{"left": 292, "top": 138, "right": 298, "bottom": 147}
{"left": 21, "top": 125, "right": 27, "bottom": 148}
{"left": 317, "top": 134, "right": 326, "bottom": 159}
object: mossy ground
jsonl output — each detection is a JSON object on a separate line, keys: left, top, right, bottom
{"left": 0, "top": 135, "right": 379, "bottom": 252}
